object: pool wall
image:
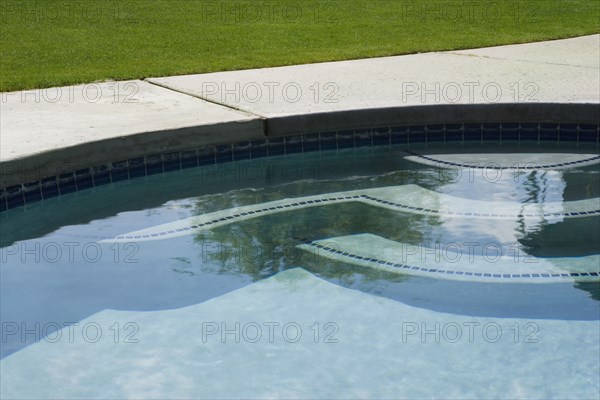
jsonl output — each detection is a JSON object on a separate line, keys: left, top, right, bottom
{"left": 1, "top": 35, "right": 599, "bottom": 212}
{"left": 1, "top": 117, "right": 599, "bottom": 212}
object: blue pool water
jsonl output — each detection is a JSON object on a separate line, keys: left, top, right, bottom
{"left": 1, "top": 142, "right": 599, "bottom": 398}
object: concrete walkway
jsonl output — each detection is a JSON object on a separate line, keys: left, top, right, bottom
{"left": 1, "top": 35, "right": 599, "bottom": 189}
{"left": 150, "top": 34, "right": 600, "bottom": 134}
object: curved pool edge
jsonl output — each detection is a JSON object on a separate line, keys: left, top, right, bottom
{"left": 1, "top": 103, "right": 599, "bottom": 213}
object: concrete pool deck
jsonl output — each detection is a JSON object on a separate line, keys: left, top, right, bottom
{"left": 0, "top": 34, "right": 599, "bottom": 190}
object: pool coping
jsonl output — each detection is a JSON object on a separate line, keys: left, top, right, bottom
{"left": 1, "top": 35, "right": 599, "bottom": 209}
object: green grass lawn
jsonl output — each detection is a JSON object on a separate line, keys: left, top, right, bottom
{"left": 1, "top": 0, "right": 598, "bottom": 92}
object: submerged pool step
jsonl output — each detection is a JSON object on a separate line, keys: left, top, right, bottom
{"left": 297, "top": 233, "right": 600, "bottom": 283}
{"left": 102, "top": 184, "right": 600, "bottom": 243}
{"left": 404, "top": 152, "right": 600, "bottom": 170}
{"left": 3, "top": 268, "right": 599, "bottom": 398}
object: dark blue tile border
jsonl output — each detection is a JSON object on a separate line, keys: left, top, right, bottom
{"left": 520, "top": 123, "right": 539, "bottom": 141}
{"left": 354, "top": 129, "right": 372, "bottom": 147}
{"left": 501, "top": 122, "right": 520, "bottom": 141}
{"left": 92, "top": 165, "right": 111, "bottom": 185}
{"left": 267, "top": 137, "right": 285, "bottom": 156}
{"left": 145, "top": 154, "right": 164, "bottom": 174}
{"left": 337, "top": 130, "right": 354, "bottom": 149}
{"left": 444, "top": 124, "right": 463, "bottom": 142}
{"left": 409, "top": 125, "right": 426, "bottom": 143}
{"left": 1, "top": 122, "right": 598, "bottom": 212}
{"left": 373, "top": 127, "right": 390, "bottom": 146}
{"left": 75, "top": 168, "right": 94, "bottom": 190}
{"left": 110, "top": 160, "right": 130, "bottom": 181}
{"left": 58, "top": 172, "right": 77, "bottom": 194}
{"left": 6, "top": 185, "right": 24, "bottom": 208}
{"left": 0, "top": 194, "right": 7, "bottom": 212}
{"left": 41, "top": 176, "right": 60, "bottom": 199}
{"left": 23, "top": 182, "right": 42, "bottom": 203}
{"left": 180, "top": 150, "right": 200, "bottom": 168}
{"left": 232, "top": 142, "right": 251, "bottom": 161}
{"left": 128, "top": 157, "right": 146, "bottom": 178}
{"left": 303, "top": 133, "right": 320, "bottom": 152}
{"left": 198, "top": 147, "right": 217, "bottom": 166}
{"left": 215, "top": 145, "right": 233, "bottom": 163}
{"left": 540, "top": 123, "right": 559, "bottom": 142}
{"left": 482, "top": 123, "right": 501, "bottom": 141}
{"left": 320, "top": 132, "right": 338, "bottom": 150}
{"left": 391, "top": 126, "right": 408, "bottom": 144}
{"left": 249, "top": 140, "right": 268, "bottom": 159}
{"left": 426, "top": 125, "right": 445, "bottom": 142}
{"left": 580, "top": 124, "right": 599, "bottom": 143}
{"left": 285, "top": 135, "right": 303, "bottom": 154}
{"left": 464, "top": 123, "right": 482, "bottom": 141}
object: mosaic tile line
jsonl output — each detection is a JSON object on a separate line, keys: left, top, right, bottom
{"left": 2, "top": 122, "right": 598, "bottom": 213}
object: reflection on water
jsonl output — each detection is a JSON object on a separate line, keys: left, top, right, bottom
{"left": 187, "top": 151, "right": 599, "bottom": 320}
{"left": 1, "top": 143, "right": 599, "bottom": 360}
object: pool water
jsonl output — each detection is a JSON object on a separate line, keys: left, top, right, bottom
{"left": 1, "top": 142, "right": 599, "bottom": 399}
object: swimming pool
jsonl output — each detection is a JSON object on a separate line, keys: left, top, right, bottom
{"left": 1, "top": 138, "right": 599, "bottom": 398}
